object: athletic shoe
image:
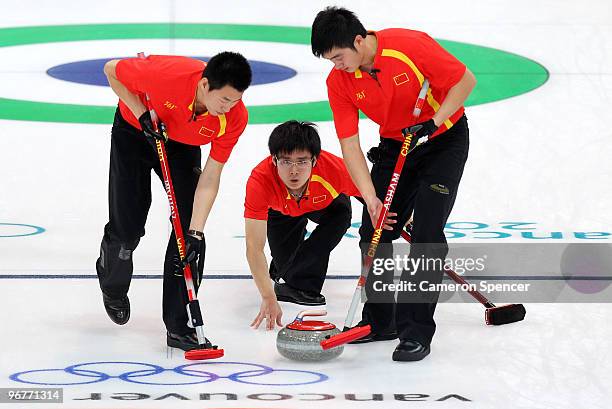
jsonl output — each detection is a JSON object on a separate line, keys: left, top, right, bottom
{"left": 274, "top": 281, "right": 326, "bottom": 306}
{"left": 348, "top": 321, "right": 398, "bottom": 344}
{"left": 392, "top": 340, "right": 431, "bottom": 361}
{"left": 167, "top": 331, "right": 213, "bottom": 351}
{"left": 102, "top": 293, "right": 130, "bottom": 325}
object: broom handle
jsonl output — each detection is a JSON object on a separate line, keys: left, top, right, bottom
{"left": 137, "top": 52, "right": 207, "bottom": 345}
{"left": 399, "top": 228, "right": 496, "bottom": 308}
{"left": 342, "top": 79, "right": 430, "bottom": 330}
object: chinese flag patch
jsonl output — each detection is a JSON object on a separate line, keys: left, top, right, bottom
{"left": 393, "top": 72, "right": 410, "bottom": 86}
{"left": 198, "top": 126, "right": 215, "bottom": 137}
{"left": 312, "top": 195, "right": 327, "bottom": 204}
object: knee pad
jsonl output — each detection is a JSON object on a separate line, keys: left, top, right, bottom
{"left": 118, "top": 238, "right": 140, "bottom": 261}
{"left": 100, "top": 238, "right": 139, "bottom": 263}
{"left": 118, "top": 246, "right": 133, "bottom": 261}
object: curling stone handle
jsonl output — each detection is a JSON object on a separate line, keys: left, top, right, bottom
{"left": 296, "top": 309, "right": 327, "bottom": 320}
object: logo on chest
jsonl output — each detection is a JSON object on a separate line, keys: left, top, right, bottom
{"left": 393, "top": 72, "right": 410, "bottom": 86}
{"left": 355, "top": 90, "right": 366, "bottom": 101}
{"left": 164, "top": 101, "right": 177, "bottom": 110}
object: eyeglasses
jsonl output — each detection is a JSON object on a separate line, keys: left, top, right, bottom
{"left": 274, "top": 156, "right": 314, "bottom": 169}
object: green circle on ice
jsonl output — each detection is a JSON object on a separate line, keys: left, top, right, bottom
{"left": 0, "top": 23, "right": 549, "bottom": 124}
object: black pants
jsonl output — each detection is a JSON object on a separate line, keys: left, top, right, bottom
{"left": 359, "top": 115, "right": 469, "bottom": 346}
{"left": 267, "top": 194, "right": 352, "bottom": 294}
{"left": 96, "top": 109, "right": 204, "bottom": 335}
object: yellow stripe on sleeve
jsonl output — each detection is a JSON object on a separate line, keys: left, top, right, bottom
{"left": 310, "top": 175, "right": 339, "bottom": 199}
{"left": 217, "top": 114, "right": 227, "bottom": 137}
{"left": 381, "top": 48, "right": 454, "bottom": 129}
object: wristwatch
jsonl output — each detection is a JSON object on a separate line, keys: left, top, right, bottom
{"left": 187, "top": 229, "right": 204, "bottom": 240}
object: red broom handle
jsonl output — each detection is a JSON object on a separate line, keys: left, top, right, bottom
{"left": 359, "top": 78, "right": 430, "bottom": 283}
{"left": 137, "top": 52, "right": 197, "bottom": 303}
{"left": 399, "top": 228, "right": 495, "bottom": 308}
{"left": 341, "top": 79, "right": 430, "bottom": 330}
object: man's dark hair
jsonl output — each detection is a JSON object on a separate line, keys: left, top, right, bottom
{"left": 202, "top": 51, "right": 252, "bottom": 92}
{"left": 311, "top": 6, "right": 367, "bottom": 57}
{"left": 268, "top": 120, "right": 322, "bottom": 158}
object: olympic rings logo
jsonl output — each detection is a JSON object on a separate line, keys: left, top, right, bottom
{"left": 10, "top": 361, "right": 328, "bottom": 386}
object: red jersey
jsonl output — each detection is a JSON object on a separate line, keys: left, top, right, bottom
{"left": 244, "top": 151, "right": 360, "bottom": 220}
{"left": 115, "top": 55, "right": 248, "bottom": 163}
{"left": 327, "top": 29, "right": 466, "bottom": 142}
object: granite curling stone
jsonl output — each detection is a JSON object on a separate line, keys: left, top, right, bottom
{"left": 276, "top": 310, "right": 344, "bottom": 361}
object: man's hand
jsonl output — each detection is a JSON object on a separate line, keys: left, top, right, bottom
{"left": 138, "top": 111, "right": 168, "bottom": 150}
{"left": 365, "top": 196, "right": 397, "bottom": 231}
{"left": 402, "top": 118, "right": 438, "bottom": 151}
{"left": 250, "top": 297, "right": 283, "bottom": 330}
{"left": 174, "top": 234, "right": 204, "bottom": 276}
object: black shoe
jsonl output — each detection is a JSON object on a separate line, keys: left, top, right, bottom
{"left": 102, "top": 293, "right": 130, "bottom": 325}
{"left": 167, "top": 331, "right": 213, "bottom": 352}
{"left": 392, "top": 340, "right": 431, "bottom": 361}
{"left": 347, "top": 322, "right": 398, "bottom": 344}
{"left": 274, "top": 281, "right": 326, "bottom": 306}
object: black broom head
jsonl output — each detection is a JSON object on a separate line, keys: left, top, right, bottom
{"left": 485, "top": 304, "right": 526, "bottom": 325}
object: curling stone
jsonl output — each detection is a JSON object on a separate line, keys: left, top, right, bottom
{"left": 276, "top": 310, "right": 344, "bottom": 361}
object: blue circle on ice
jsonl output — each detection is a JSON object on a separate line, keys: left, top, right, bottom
{"left": 0, "top": 223, "right": 46, "bottom": 237}
{"left": 46, "top": 57, "right": 297, "bottom": 86}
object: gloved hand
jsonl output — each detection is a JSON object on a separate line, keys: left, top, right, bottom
{"left": 138, "top": 111, "right": 168, "bottom": 150}
{"left": 173, "top": 233, "right": 205, "bottom": 279}
{"left": 401, "top": 119, "right": 438, "bottom": 152}
{"left": 366, "top": 146, "right": 382, "bottom": 164}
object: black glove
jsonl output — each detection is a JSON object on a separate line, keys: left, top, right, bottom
{"left": 173, "top": 233, "right": 205, "bottom": 279}
{"left": 138, "top": 111, "right": 168, "bottom": 150}
{"left": 401, "top": 119, "right": 438, "bottom": 152}
{"left": 366, "top": 146, "right": 382, "bottom": 164}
